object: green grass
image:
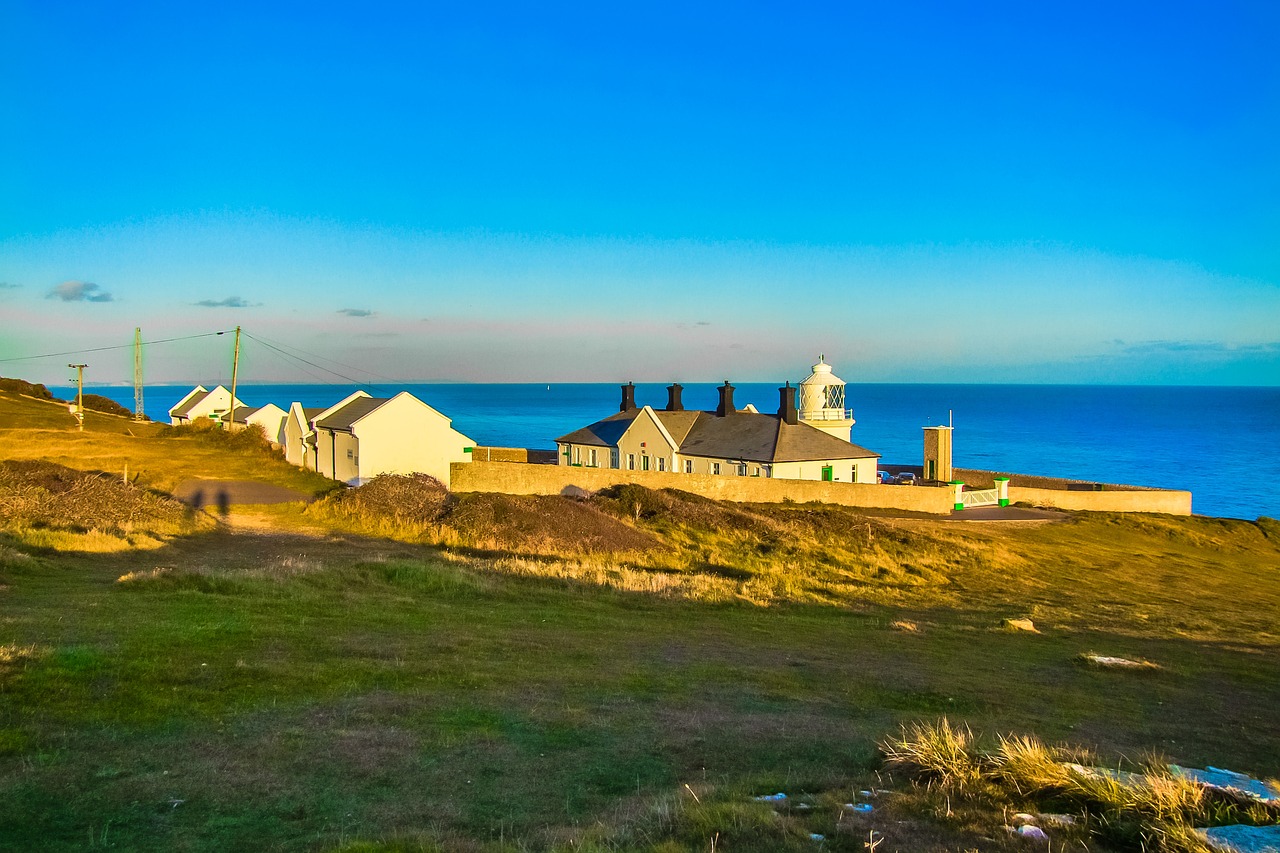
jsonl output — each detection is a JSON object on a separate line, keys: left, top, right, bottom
{"left": 1, "top": 386, "right": 1278, "bottom": 850}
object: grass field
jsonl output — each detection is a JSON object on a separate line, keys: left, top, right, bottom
{"left": 2, "top": 386, "right": 1277, "bottom": 851}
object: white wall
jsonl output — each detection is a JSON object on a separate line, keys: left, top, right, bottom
{"left": 352, "top": 393, "right": 476, "bottom": 487}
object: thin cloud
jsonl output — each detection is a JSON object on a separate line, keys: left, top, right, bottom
{"left": 338, "top": 308, "right": 374, "bottom": 317}
{"left": 0, "top": 282, "right": 19, "bottom": 290}
{"left": 1119, "top": 340, "right": 1280, "bottom": 355}
{"left": 195, "top": 296, "right": 258, "bottom": 308}
{"left": 47, "top": 280, "right": 114, "bottom": 302}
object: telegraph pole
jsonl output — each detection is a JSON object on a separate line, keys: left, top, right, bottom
{"left": 227, "top": 326, "right": 241, "bottom": 430}
{"left": 133, "top": 327, "right": 145, "bottom": 421}
{"left": 68, "top": 363, "right": 87, "bottom": 431}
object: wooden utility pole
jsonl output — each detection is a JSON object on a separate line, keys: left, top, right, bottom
{"left": 227, "top": 326, "right": 241, "bottom": 430}
{"left": 68, "top": 363, "right": 87, "bottom": 431}
{"left": 133, "top": 327, "right": 145, "bottom": 421}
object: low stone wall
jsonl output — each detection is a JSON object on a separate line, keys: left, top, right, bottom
{"left": 450, "top": 461, "right": 956, "bottom": 514}
{"left": 954, "top": 467, "right": 1157, "bottom": 492}
{"left": 1007, "top": 485, "right": 1192, "bottom": 515}
{"left": 471, "top": 447, "right": 558, "bottom": 464}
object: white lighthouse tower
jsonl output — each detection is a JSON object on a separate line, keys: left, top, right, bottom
{"left": 798, "top": 355, "right": 855, "bottom": 441}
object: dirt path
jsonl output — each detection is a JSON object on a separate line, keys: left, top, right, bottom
{"left": 174, "top": 478, "right": 314, "bottom": 509}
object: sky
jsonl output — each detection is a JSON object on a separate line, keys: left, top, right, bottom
{"left": 1, "top": 0, "right": 1277, "bottom": 387}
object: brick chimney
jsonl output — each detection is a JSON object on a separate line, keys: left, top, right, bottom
{"left": 665, "top": 383, "right": 684, "bottom": 412}
{"left": 778, "top": 382, "right": 798, "bottom": 425}
{"left": 715, "top": 381, "right": 735, "bottom": 417}
{"left": 620, "top": 382, "right": 636, "bottom": 412}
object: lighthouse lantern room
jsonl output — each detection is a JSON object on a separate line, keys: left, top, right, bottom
{"left": 798, "top": 355, "right": 856, "bottom": 442}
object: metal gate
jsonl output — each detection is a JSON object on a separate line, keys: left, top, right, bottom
{"left": 959, "top": 488, "right": 999, "bottom": 509}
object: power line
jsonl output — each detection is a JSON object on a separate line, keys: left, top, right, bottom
{"left": 241, "top": 333, "right": 395, "bottom": 394}
{"left": 243, "top": 332, "right": 404, "bottom": 387}
{"left": 0, "top": 331, "right": 232, "bottom": 364}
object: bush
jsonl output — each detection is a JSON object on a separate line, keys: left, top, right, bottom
{"left": 0, "top": 460, "right": 193, "bottom": 534}
{"left": 159, "top": 421, "right": 279, "bottom": 455}
{"left": 80, "top": 394, "right": 134, "bottom": 418}
{"left": 0, "top": 377, "right": 59, "bottom": 401}
{"left": 310, "top": 473, "right": 450, "bottom": 529}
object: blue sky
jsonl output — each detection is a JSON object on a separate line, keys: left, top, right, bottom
{"left": 1, "top": 1, "right": 1277, "bottom": 386}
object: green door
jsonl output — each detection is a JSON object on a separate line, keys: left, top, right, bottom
{"left": 821, "top": 466, "right": 833, "bottom": 482}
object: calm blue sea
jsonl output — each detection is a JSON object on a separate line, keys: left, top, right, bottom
{"left": 85, "top": 382, "right": 1280, "bottom": 520}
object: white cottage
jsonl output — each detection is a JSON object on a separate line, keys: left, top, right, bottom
{"left": 168, "top": 385, "right": 246, "bottom": 426}
{"left": 556, "top": 372, "right": 880, "bottom": 485}
{"left": 225, "top": 402, "right": 289, "bottom": 446}
{"left": 310, "top": 391, "right": 476, "bottom": 487}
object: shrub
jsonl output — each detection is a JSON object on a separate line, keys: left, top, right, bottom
{"left": 80, "top": 393, "right": 135, "bottom": 418}
{"left": 0, "top": 376, "right": 59, "bottom": 401}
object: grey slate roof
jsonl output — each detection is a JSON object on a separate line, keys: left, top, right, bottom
{"left": 314, "top": 397, "right": 391, "bottom": 431}
{"left": 556, "top": 407, "right": 879, "bottom": 463}
{"left": 170, "top": 389, "right": 211, "bottom": 418}
{"left": 227, "top": 405, "right": 263, "bottom": 424}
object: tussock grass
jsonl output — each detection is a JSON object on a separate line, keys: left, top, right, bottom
{"left": 882, "top": 720, "right": 1272, "bottom": 852}
{"left": 882, "top": 718, "right": 983, "bottom": 786}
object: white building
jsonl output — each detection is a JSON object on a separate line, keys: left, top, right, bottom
{"left": 168, "top": 385, "right": 246, "bottom": 426}
{"left": 556, "top": 362, "right": 880, "bottom": 484}
{"left": 310, "top": 391, "right": 476, "bottom": 487}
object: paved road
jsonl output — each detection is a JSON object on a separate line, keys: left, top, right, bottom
{"left": 945, "top": 505, "right": 1068, "bottom": 522}
{"left": 173, "top": 479, "right": 313, "bottom": 509}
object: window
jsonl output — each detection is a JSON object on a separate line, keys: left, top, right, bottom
{"left": 627, "top": 454, "right": 635, "bottom": 470}
{"left": 684, "top": 459, "right": 693, "bottom": 473}
{"left": 572, "top": 446, "right": 581, "bottom": 464}
{"left": 641, "top": 455, "right": 650, "bottom": 471}
{"left": 610, "top": 448, "right": 620, "bottom": 468}
{"left": 712, "top": 462, "right": 720, "bottom": 475}
{"left": 736, "top": 463, "right": 748, "bottom": 476}
{"left": 346, "top": 449, "right": 354, "bottom": 459}
{"left": 851, "top": 465, "right": 858, "bottom": 483}
{"left": 588, "top": 448, "right": 597, "bottom": 467}
{"left": 657, "top": 457, "right": 666, "bottom": 472}
{"left": 753, "top": 466, "right": 761, "bottom": 477}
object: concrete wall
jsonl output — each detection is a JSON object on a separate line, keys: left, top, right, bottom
{"left": 283, "top": 405, "right": 311, "bottom": 468}
{"left": 315, "top": 428, "right": 360, "bottom": 483}
{"left": 450, "top": 461, "right": 956, "bottom": 514}
{"left": 1007, "top": 485, "right": 1192, "bottom": 515}
{"left": 245, "top": 403, "right": 288, "bottom": 446}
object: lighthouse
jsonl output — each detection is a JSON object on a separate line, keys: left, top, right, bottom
{"left": 798, "top": 355, "right": 855, "bottom": 441}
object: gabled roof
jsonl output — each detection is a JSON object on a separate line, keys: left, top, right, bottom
{"left": 314, "top": 397, "right": 392, "bottom": 431}
{"left": 170, "top": 387, "right": 211, "bottom": 417}
{"left": 558, "top": 408, "right": 879, "bottom": 464}
{"left": 556, "top": 409, "right": 639, "bottom": 447}
{"left": 227, "top": 405, "right": 263, "bottom": 424}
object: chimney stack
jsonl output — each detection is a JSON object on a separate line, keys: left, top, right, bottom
{"left": 620, "top": 382, "right": 636, "bottom": 412}
{"left": 665, "top": 383, "right": 684, "bottom": 411}
{"left": 778, "top": 382, "right": 798, "bottom": 425}
{"left": 716, "top": 381, "right": 735, "bottom": 417}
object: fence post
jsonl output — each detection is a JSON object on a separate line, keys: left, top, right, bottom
{"left": 994, "top": 477, "right": 1010, "bottom": 507}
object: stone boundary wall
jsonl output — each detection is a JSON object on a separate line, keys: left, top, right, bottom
{"left": 953, "top": 467, "right": 1161, "bottom": 492}
{"left": 1007, "top": 485, "right": 1191, "bottom": 515}
{"left": 451, "top": 461, "right": 1194, "bottom": 516}
{"left": 471, "top": 447, "right": 558, "bottom": 464}
{"left": 450, "top": 461, "right": 957, "bottom": 514}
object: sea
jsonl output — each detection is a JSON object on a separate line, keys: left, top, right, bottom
{"left": 84, "top": 382, "right": 1280, "bottom": 521}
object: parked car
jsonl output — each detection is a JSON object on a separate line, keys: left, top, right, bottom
{"left": 895, "top": 472, "right": 917, "bottom": 485}
{"left": 878, "top": 471, "right": 894, "bottom": 484}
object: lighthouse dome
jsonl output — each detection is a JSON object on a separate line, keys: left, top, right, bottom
{"left": 798, "top": 354, "right": 849, "bottom": 417}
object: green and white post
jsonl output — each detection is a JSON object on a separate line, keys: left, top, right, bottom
{"left": 951, "top": 481, "right": 965, "bottom": 511}
{"left": 995, "top": 477, "right": 1010, "bottom": 507}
